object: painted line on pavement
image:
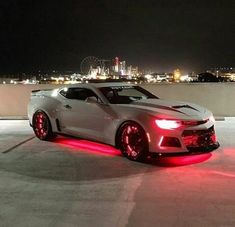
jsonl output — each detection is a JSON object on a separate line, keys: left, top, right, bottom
{"left": 2, "top": 136, "right": 35, "bottom": 154}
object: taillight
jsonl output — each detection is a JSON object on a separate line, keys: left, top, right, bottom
{"left": 155, "top": 120, "right": 181, "bottom": 130}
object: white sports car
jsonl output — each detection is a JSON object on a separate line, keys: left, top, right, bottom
{"left": 28, "top": 83, "right": 219, "bottom": 161}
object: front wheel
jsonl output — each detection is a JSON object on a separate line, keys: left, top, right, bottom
{"left": 32, "top": 111, "right": 56, "bottom": 141}
{"left": 117, "top": 122, "right": 149, "bottom": 162}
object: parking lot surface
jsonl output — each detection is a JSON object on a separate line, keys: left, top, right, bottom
{"left": 1, "top": 120, "right": 235, "bottom": 227}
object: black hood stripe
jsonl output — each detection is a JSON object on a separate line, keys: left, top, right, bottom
{"left": 130, "top": 102, "right": 187, "bottom": 115}
{"left": 172, "top": 105, "right": 199, "bottom": 112}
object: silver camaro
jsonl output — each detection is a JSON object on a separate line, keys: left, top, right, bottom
{"left": 28, "top": 83, "right": 219, "bottom": 161}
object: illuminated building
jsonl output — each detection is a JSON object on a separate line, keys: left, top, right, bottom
{"left": 207, "top": 67, "right": 235, "bottom": 81}
{"left": 114, "top": 57, "right": 119, "bottom": 72}
{"left": 173, "top": 69, "right": 181, "bottom": 82}
{"left": 120, "top": 61, "right": 126, "bottom": 75}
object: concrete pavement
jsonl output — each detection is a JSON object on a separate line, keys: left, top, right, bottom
{"left": 1, "top": 120, "right": 235, "bottom": 227}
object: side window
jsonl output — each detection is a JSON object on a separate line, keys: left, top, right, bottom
{"left": 59, "top": 88, "right": 67, "bottom": 97}
{"left": 65, "top": 88, "right": 98, "bottom": 101}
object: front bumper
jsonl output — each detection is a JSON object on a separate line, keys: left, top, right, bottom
{"left": 149, "top": 124, "right": 220, "bottom": 155}
{"left": 150, "top": 142, "right": 219, "bottom": 157}
{"left": 182, "top": 126, "right": 218, "bottom": 151}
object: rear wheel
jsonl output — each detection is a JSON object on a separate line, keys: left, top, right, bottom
{"left": 32, "top": 111, "right": 56, "bottom": 140}
{"left": 117, "top": 122, "right": 149, "bottom": 162}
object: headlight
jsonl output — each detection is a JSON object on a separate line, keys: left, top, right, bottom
{"left": 155, "top": 120, "right": 181, "bottom": 130}
{"left": 155, "top": 118, "right": 209, "bottom": 130}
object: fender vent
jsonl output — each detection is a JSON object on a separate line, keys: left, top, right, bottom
{"left": 56, "top": 119, "right": 61, "bottom": 131}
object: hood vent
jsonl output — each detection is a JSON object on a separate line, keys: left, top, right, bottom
{"left": 172, "top": 105, "right": 199, "bottom": 112}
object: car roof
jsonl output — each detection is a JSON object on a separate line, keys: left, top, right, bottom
{"left": 64, "top": 82, "right": 136, "bottom": 89}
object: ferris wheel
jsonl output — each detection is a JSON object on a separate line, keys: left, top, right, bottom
{"left": 80, "top": 56, "right": 100, "bottom": 75}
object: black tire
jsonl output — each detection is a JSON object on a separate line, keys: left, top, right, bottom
{"left": 32, "top": 110, "right": 56, "bottom": 141}
{"left": 117, "top": 121, "right": 149, "bottom": 162}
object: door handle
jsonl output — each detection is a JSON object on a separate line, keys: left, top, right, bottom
{"left": 64, "top": 104, "right": 72, "bottom": 109}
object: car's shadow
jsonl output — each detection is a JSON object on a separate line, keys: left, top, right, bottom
{"left": 0, "top": 137, "right": 212, "bottom": 182}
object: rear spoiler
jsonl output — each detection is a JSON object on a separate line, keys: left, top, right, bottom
{"left": 31, "top": 89, "right": 54, "bottom": 97}
{"left": 31, "top": 89, "right": 52, "bottom": 93}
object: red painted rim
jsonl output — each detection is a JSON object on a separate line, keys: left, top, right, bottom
{"left": 34, "top": 112, "right": 49, "bottom": 139}
{"left": 120, "top": 124, "right": 145, "bottom": 159}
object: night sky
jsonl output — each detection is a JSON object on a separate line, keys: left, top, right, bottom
{"left": 0, "top": 0, "right": 234, "bottom": 74}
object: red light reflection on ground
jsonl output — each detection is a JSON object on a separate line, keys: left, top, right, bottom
{"left": 55, "top": 138, "right": 121, "bottom": 156}
{"left": 55, "top": 137, "right": 213, "bottom": 166}
{"left": 208, "top": 147, "right": 235, "bottom": 177}
{"left": 210, "top": 171, "right": 235, "bottom": 178}
{"left": 155, "top": 153, "right": 212, "bottom": 167}
{"left": 210, "top": 147, "right": 235, "bottom": 161}
{"left": 222, "top": 147, "right": 235, "bottom": 157}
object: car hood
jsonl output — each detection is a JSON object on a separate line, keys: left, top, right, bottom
{"left": 118, "top": 98, "right": 211, "bottom": 120}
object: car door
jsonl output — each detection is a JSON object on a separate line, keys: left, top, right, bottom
{"left": 59, "top": 87, "right": 110, "bottom": 141}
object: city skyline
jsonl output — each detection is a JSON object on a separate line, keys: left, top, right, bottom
{"left": 0, "top": 0, "right": 234, "bottom": 74}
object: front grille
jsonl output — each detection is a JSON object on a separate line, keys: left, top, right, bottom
{"left": 182, "top": 126, "right": 216, "bottom": 150}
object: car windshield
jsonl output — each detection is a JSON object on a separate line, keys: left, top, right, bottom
{"left": 99, "top": 86, "right": 158, "bottom": 104}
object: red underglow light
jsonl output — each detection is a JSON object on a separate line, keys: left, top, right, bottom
{"left": 155, "top": 153, "right": 212, "bottom": 167}
{"left": 155, "top": 119, "right": 181, "bottom": 130}
{"left": 55, "top": 138, "right": 121, "bottom": 156}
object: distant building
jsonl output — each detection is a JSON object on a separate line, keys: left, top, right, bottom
{"left": 120, "top": 61, "right": 126, "bottom": 75}
{"left": 114, "top": 57, "right": 119, "bottom": 72}
{"left": 207, "top": 67, "right": 235, "bottom": 81}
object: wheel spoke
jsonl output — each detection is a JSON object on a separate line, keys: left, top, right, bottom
{"left": 34, "top": 112, "right": 49, "bottom": 139}
{"left": 120, "top": 123, "right": 147, "bottom": 159}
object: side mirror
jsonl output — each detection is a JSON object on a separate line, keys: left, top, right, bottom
{"left": 86, "top": 96, "right": 98, "bottom": 104}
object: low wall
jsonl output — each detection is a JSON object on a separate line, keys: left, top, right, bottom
{"left": 0, "top": 83, "right": 234, "bottom": 118}
{"left": 141, "top": 83, "right": 235, "bottom": 117}
{"left": 0, "top": 84, "right": 61, "bottom": 118}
